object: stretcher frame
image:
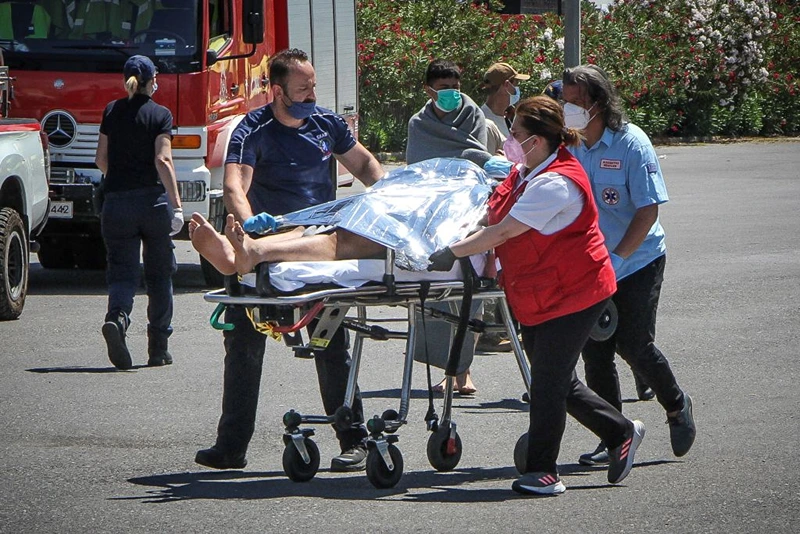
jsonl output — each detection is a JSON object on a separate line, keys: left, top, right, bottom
{"left": 203, "top": 249, "right": 532, "bottom": 489}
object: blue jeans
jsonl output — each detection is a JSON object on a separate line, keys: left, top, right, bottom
{"left": 215, "top": 305, "right": 368, "bottom": 455}
{"left": 582, "top": 255, "right": 684, "bottom": 414}
{"left": 101, "top": 187, "right": 176, "bottom": 339}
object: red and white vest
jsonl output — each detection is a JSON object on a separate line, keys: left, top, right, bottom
{"left": 488, "top": 146, "right": 616, "bottom": 326}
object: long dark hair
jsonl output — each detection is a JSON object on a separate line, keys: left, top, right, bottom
{"left": 563, "top": 65, "right": 627, "bottom": 131}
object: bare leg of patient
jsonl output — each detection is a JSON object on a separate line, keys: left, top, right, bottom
{"left": 189, "top": 213, "right": 307, "bottom": 275}
{"left": 223, "top": 214, "right": 385, "bottom": 275}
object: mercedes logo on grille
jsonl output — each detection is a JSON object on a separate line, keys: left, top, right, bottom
{"left": 41, "top": 110, "right": 77, "bottom": 148}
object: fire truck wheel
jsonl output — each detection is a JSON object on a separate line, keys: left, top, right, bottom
{"left": 0, "top": 207, "right": 28, "bottom": 320}
{"left": 37, "top": 240, "right": 75, "bottom": 269}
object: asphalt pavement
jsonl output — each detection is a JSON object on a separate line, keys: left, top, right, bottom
{"left": 1, "top": 139, "right": 799, "bottom": 533}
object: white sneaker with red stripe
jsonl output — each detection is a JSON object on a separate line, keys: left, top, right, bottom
{"left": 512, "top": 472, "right": 566, "bottom": 495}
{"left": 608, "top": 420, "right": 646, "bottom": 484}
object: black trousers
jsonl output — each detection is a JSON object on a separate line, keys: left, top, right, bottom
{"left": 521, "top": 299, "right": 630, "bottom": 474}
{"left": 214, "top": 305, "right": 367, "bottom": 455}
{"left": 101, "top": 187, "right": 176, "bottom": 340}
{"left": 582, "top": 255, "right": 684, "bottom": 414}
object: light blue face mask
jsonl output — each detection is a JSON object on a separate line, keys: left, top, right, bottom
{"left": 434, "top": 89, "right": 462, "bottom": 113}
{"left": 508, "top": 85, "right": 520, "bottom": 106}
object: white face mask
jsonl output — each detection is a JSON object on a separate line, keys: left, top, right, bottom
{"left": 508, "top": 85, "right": 521, "bottom": 106}
{"left": 503, "top": 133, "right": 536, "bottom": 165}
{"left": 563, "top": 102, "right": 596, "bottom": 129}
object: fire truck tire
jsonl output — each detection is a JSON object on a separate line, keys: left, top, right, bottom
{"left": 200, "top": 255, "right": 225, "bottom": 288}
{"left": 37, "top": 240, "right": 75, "bottom": 269}
{"left": 0, "top": 207, "right": 28, "bottom": 320}
{"left": 73, "top": 237, "right": 107, "bottom": 270}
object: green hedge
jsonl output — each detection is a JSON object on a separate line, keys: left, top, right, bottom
{"left": 357, "top": 0, "right": 800, "bottom": 152}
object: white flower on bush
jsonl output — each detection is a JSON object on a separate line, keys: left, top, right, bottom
{"left": 540, "top": 68, "right": 552, "bottom": 81}
{"left": 555, "top": 37, "right": 564, "bottom": 51}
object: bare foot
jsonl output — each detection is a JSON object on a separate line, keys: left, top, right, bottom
{"left": 431, "top": 369, "right": 476, "bottom": 395}
{"left": 189, "top": 212, "right": 237, "bottom": 275}
{"left": 224, "top": 214, "right": 262, "bottom": 275}
{"left": 456, "top": 369, "right": 476, "bottom": 395}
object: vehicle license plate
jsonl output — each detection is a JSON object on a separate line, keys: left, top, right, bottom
{"left": 49, "top": 201, "right": 73, "bottom": 219}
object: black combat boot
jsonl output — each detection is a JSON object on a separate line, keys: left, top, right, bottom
{"left": 102, "top": 311, "right": 132, "bottom": 370}
{"left": 147, "top": 332, "right": 173, "bottom": 367}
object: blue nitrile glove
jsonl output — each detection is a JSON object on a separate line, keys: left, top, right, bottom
{"left": 243, "top": 212, "right": 278, "bottom": 234}
{"left": 484, "top": 156, "right": 514, "bottom": 178}
{"left": 427, "top": 247, "right": 457, "bottom": 272}
{"left": 609, "top": 252, "right": 625, "bottom": 276}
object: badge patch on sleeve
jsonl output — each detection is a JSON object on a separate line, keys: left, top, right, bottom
{"left": 646, "top": 162, "right": 658, "bottom": 173}
{"left": 600, "top": 159, "right": 622, "bottom": 169}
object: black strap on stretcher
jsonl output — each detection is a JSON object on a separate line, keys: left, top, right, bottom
{"left": 421, "top": 256, "right": 476, "bottom": 428}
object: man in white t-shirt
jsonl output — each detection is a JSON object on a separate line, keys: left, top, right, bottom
{"left": 480, "top": 62, "right": 530, "bottom": 138}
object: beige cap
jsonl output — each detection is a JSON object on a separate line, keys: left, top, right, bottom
{"left": 481, "top": 62, "right": 530, "bottom": 88}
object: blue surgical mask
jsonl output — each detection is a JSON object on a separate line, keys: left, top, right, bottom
{"left": 152, "top": 81, "right": 158, "bottom": 94}
{"left": 434, "top": 89, "right": 462, "bottom": 113}
{"left": 282, "top": 93, "right": 316, "bottom": 120}
{"left": 508, "top": 85, "right": 520, "bottom": 106}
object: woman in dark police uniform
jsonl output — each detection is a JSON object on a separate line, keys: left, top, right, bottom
{"left": 95, "top": 55, "right": 184, "bottom": 370}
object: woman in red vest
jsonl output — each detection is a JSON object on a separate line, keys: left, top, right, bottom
{"left": 428, "top": 96, "right": 645, "bottom": 495}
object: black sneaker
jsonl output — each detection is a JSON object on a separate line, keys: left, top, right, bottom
{"left": 195, "top": 447, "right": 247, "bottom": 470}
{"left": 608, "top": 420, "right": 645, "bottom": 484}
{"left": 512, "top": 472, "right": 566, "bottom": 495}
{"left": 330, "top": 444, "right": 367, "bottom": 472}
{"left": 102, "top": 317, "right": 132, "bottom": 370}
{"left": 578, "top": 442, "right": 610, "bottom": 466}
{"left": 668, "top": 393, "right": 696, "bottom": 457}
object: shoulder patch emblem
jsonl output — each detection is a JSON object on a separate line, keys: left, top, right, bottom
{"left": 600, "top": 159, "right": 622, "bottom": 170}
{"left": 602, "top": 187, "right": 620, "bottom": 205}
{"left": 646, "top": 161, "right": 658, "bottom": 173}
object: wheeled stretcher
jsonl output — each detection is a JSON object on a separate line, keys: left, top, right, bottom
{"left": 204, "top": 249, "right": 532, "bottom": 489}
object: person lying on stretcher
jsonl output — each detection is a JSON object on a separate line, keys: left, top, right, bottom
{"left": 190, "top": 212, "right": 386, "bottom": 276}
{"left": 189, "top": 157, "right": 494, "bottom": 276}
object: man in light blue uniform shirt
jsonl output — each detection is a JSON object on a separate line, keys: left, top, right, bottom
{"left": 561, "top": 65, "right": 696, "bottom": 467}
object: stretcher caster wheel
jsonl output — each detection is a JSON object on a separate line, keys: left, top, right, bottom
{"left": 426, "top": 426, "right": 462, "bottom": 472}
{"left": 282, "top": 438, "right": 320, "bottom": 482}
{"left": 513, "top": 433, "right": 528, "bottom": 475}
{"left": 366, "top": 444, "right": 404, "bottom": 489}
{"left": 590, "top": 300, "right": 618, "bottom": 342}
{"left": 333, "top": 406, "right": 355, "bottom": 432}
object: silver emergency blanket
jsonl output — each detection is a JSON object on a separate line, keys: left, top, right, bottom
{"left": 273, "top": 158, "right": 492, "bottom": 271}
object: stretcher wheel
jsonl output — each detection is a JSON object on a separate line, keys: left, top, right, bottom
{"left": 282, "top": 438, "right": 320, "bottom": 482}
{"left": 426, "top": 427, "right": 463, "bottom": 472}
{"left": 589, "top": 301, "right": 618, "bottom": 342}
{"left": 513, "top": 433, "right": 528, "bottom": 475}
{"left": 366, "top": 445, "right": 404, "bottom": 489}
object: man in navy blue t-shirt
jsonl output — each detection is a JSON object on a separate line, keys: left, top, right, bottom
{"left": 195, "top": 49, "right": 383, "bottom": 472}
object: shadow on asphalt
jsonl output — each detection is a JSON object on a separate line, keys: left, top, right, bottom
{"left": 360, "top": 388, "right": 529, "bottom": 412}
{"left": 27, "top": 262, "right": 207, "bottom": 296}
{"left": 123, "top": 460, "right": 676, "bottom": 503}
{"left": 27, "top": 364, "right": 161, "bottom": 373}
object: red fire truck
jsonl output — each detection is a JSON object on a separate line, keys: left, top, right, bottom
{"left": 0, "top": 0, "right": 359, "bottom": 284}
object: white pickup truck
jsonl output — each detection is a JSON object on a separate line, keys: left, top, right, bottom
{"left": 0, "top": 64, "right": 50, "bottom": 320}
